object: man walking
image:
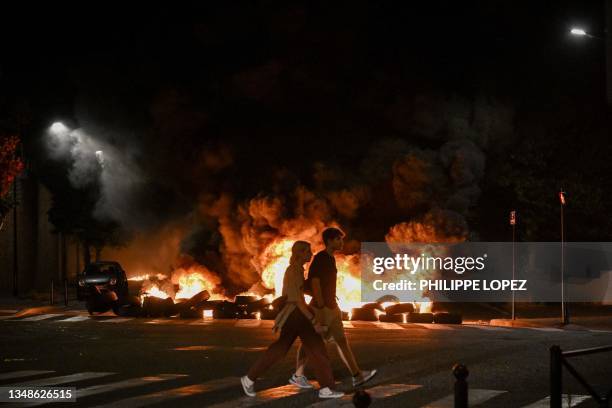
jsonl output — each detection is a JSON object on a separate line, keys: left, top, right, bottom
{"left": 289, "top": 228, "right": 377, "bottom": 389}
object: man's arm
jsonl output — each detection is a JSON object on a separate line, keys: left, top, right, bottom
{"left": 310, "top": 277, "right": 325, "bottom": 322}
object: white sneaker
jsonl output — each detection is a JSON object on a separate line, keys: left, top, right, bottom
{"left": 353, "top": 369, "right": 377, "bottom": 387}
{"left": 318, "top": 387, "right": 345, "bottom": 399}
{"left": 241, "top": 376, "right": 256, "bottom": 397}
{"left": 289, "top": 374, "right": 314, "bottom": 389}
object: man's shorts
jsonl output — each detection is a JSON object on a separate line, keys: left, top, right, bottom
{"left": 319, "top": 305, "right": 346, "bottom": 343}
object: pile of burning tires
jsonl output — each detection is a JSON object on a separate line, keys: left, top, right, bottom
{"left": 350, "top": 301, "right": 462, "bottom": 324}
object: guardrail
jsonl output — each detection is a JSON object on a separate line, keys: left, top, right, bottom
{"left": 551, "top": 344, "right": 612, "bottom": 407}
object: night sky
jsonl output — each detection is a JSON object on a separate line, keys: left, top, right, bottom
{"left": 1, "top": 1, "right": 610, "bottom": 264}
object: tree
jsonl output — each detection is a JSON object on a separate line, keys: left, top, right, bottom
{"left": 0, "top": 135, "right": 24, "bottom": 231}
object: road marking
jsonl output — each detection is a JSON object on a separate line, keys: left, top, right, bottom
{"left": 90, "top": 376, "right": 238, "bottom": 408}
{"left": 189, "top": 319, "right": 215, "bottom": 325}
{"left": 6, "top": 372, "right": 114, "bottom": 387}
{"left": 415, "top": 323, "right": 457, "bottom": 331}
{"left": 0, "top": 370, "right": 55, "bottom": 381}
{"left": 0, "top": 309, "right": 18, "bottom": 313}
{"left": 207, "top": 382, "right": 314, "bottom": 408}
{"left": 18, "top": 314, "right": 64, "bottom": 322}
{"left": 374, "top": 322, "right": 404, "bottom": 330}
{"left": 55, "top": 315, "right": 90, "bottom": 322}
{"left": 465, "top": 324, "right": 509, "bottom": 331}
{"left": 100, "top": 318, "right": 134, "bottom": 323}
{"left": 235, "top": 320, "right": 261, "bottom": 328}
{"left": 521, "top": 394, "right": 590, "bottom": 407}
{"left": 589, "top": 329, "right": 612, "bottom": 333}
{"left": 9, "top": 374, "right": 188, "bottom": 407}
{"left": 525, "top": 327, "right": 565, "bottom": 332}
{"left": 173, "top": 345, "right": 216, "bottom": 351}
{"left": 307, "top": 383, "right": 422, "bottom": 407}
{"left": 0, "top": 315, "right": 18, "bottom": 320}
{"left": 421, "top": 389, "right": 506, "bottom": 407}
{"left": 342, "top": 322, "right": 354, "bottom": 328}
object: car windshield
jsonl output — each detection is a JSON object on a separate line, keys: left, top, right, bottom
{"left": 85, "top": 264, "right": 118, "bottom": 275}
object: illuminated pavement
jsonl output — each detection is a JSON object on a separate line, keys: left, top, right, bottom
{"left": 1, "top": 314, "right": 611, "bottom": 407}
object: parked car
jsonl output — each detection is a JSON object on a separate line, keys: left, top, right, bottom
{"left": 76, "top": 261, "right": 129, "bottom": 303}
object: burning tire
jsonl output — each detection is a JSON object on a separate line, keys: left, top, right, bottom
{"left": 213, "top": 301, "right": 239, "bottom": 319}
{"left": 407, "top": 312, "right": 434, "bottom": 323}
{"left": 142, "top": 296, "right": 176, "bottom": 317}
{"left": 433, "top": 312, "right": 462, "bottom": 324}
{"left": 86, "top": 289, "right": 119, "bottom": 315}
{"left": 112, "top": 296, "right": 142, "bottom": 317}
{"left": 361, "top": 302, "right": 384, "bottom": 311}
{"left": 260, "top": 307, "right": 278, "bottom": 320}
{"left": 378, "top": 313, "right": 404, "bottom": 323}
{"left": 384, "top": 303, "right": 415, "bottom": 315}
{"left": 351, "top": 307, "right": 379, "bottom": 321}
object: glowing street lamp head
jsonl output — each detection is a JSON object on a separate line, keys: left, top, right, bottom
{"left": 50, "top": 122, "right": 68, "bottom": 134}
{"left": 570, "top": 28, "right": 587, "bottom": 36}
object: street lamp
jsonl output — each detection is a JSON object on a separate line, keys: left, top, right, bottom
{"left": 569, "top": 27, "right": 602, "bottom": 40}
{"left": 50, "top": 122, "right": 69, "bottom": 134}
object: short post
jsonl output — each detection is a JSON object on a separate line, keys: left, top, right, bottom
{"left": 64, "top": 279, "right": 68, "bottom": 306}
{"left": 550, "top": 345, "right": 562, "bottom": 408}
{"left": 453, "top": 363, "right": 469, "bottom": 408}
{"left": 50, "top": 280, "right": 54, "bottom": 305}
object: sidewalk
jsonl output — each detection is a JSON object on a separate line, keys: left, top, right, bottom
{"left": 0, "top": 294, "right": 84, "bottom": 316}
{"left": 490, "top": 315, "right": 612, "bottom": 331}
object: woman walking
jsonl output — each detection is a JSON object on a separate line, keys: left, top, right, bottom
{"left": 241, "top": 240, "right": 344, "bottom": 399}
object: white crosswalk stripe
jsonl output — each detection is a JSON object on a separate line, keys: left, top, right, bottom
{"left": 100, "top": 317, "right": 134, "bottom": 323}
{"left": 18, "top": 314, "right": 64, "bottom": 322}
{"left": 6, "top": 372, "right": 114, "bottom": 387}
{"left": 342, "top": 321, "right": 354, "bottom": 328}
{"left": 525, "top": 327, "right": 565, "bottom": 332}
{"left": 415, "top": 323, "right": 457, "bottom": 331}
{"left": 9, "top": 373, "right": 188, "bottom": 407}
{"left": 55, "top": 315, "right": 90, "bottom": 322}
{"left": 521, "top": 394, "right": 590, "bottom": 407}
{"left": 307, "top": 384, "right": 422, "bottom": 407}
{"left": 465, "top": 324, "right": 509, "bottom": 331}
{"left": 236, "top": 319, "right": 262, "bottom": 328}
{"left": 90, "top": 376, "right": 237, "bottom": 408}
{"left": 0, "top": 370, "right": 55, "bottom": 381}
{"left": 208, "top": 382, "right": 314, "bottom": 408}
{"left": 421, "top": 389, "right": 506, "bottom": 407}
{"left": 374, "top": 322, "right": 404, "bottom": 330}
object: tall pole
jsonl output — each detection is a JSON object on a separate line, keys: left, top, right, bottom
{"left": 560, "top": 192, "right": 567, "bottom": 325}
{"left": 512, "top": 221, "right": 516, "bottom": 320}
{"left": 12, "top": 179, "right": 18, "bottom": 296}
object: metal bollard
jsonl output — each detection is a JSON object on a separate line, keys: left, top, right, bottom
{"left": 550, "top": 345, "right": 562, "bottom": 408}
{"left": 64, "top": 279, "right": 68, "bottom": 306}
{"left": 50, "top": 280, "right": 54, "bottom": 305}
{"left": 453, "top": 363, "right": 469, "bottom": 408}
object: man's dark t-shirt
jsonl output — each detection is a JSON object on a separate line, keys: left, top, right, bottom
{"left": 308, "top": 251, "right": 337, "bottom": 308}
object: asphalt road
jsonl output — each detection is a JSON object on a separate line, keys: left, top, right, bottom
{"left": 1, "top": 312, "right": 612, "bottom": 407}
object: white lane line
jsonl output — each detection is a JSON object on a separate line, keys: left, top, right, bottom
{"left": 9, "top": 374, "right": 188, "bottom": 407}
{"left": 0, "top": 370, "right": 55, "bottom": 381}
{"left": 0, "top": 309, "right": 18, "bottom": 313}
{"left": 308, "top": 384, "right": 422, "bottom": 407}
{"left": 173, "top": 345, "right": 216, "bottom": 351}
{"left": 521, "top": 394, "right": 590, "bottom": 407}
{"left": 90, "top": 376, "right": 238, "bottom": 408}
{"left": 55, "top": 315, "right": 90, "bottom": 322}
{"left": 590, "top": 329, "right": 612, "bottom": 333}
{"left": 342, "top": 321, "right": 354, "bottom": 328}
{"left": 374, "top": 322, "right": 404, "bottom": 330}
{"left": 6, "top": 372, "right": 114, "bottom": 387}
{"left": 235, "top": 320, "right": 261, "bottom": 328}
{"left": 208, "top": 382, "right": 315, "bottom": 408}
{"left": 415, "top": 323, "right": 457, "bottom": 331}
{"left": 421, "top": 389, "right": 506, "bottom": 407}
{"left": 100, "top": 318, "right": 134, "bottom": 323}
{"left": 18, "top": 314, "right": 64, "bottom": 322}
